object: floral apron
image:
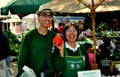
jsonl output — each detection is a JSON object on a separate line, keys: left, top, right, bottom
{"left": 62, "top": 47, "right": 85, "bottom": 77}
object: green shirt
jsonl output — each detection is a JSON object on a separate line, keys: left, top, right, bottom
{"left": 18, "top": 29, "right": 56, "bottom": 76}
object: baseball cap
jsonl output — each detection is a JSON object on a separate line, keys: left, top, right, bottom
{"left": 36, "top": 6, "right": 53, "bottom": 16}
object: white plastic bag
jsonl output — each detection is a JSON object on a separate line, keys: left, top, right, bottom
{"left": 20, "top": 65, "right": 36, "bottom": 77}
{"left": 0, "top": 59, "right": 11, "bottom": 77}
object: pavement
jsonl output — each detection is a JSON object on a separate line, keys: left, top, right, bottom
{"left": 10, "top": 56, "right": 18, "bottom": 77}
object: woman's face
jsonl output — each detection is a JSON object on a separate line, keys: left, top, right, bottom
{"left": 65, "top": 25, "right": 77, "bottom": 42}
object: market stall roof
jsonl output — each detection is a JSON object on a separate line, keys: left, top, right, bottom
{"left": 40, "top": 0, "right": 120, "bottom": 13}
{"left": 1, "top": 0, "right": 52, "bottom": 15}
{"left": 1, "top": 15, "right": 21, "bottom": 23}
{"left": 77, "top": 0, "right": 120, "bottom": 13}
{"left": 22, "top": 14, "right": 37, "bottom": 23}
{"left": 0, "top": 15, "right": 10, "bottom": 20}
{"left": 39, "top": 0, "right": 85, "bottom": 13}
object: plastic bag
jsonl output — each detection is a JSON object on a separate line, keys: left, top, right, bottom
{"left": 20, "top": 65, "right": 36, "bottom": 77}
{"left": 0, "top": 59, "right": 11, "bottom": 77}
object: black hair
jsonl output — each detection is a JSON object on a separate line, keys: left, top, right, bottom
{"left": 84, "top": 43, "right": 92, "bottom": 50}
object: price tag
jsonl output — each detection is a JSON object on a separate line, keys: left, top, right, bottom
{"left": 77, "top": 70, "right": 101, "bottom": 77}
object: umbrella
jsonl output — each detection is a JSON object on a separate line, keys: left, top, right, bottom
{"left": 39, "top": 0, "right": 86, "bottom": 13}
{"left": 1, "top": 0, "right": 52, "bottom": 15}
{"left": 40, "top": 0, "right": 120, "bottom": 13}
{"left": 77, "top": 0, "right": 120, "bottom": 13}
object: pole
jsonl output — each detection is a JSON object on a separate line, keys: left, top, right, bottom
{"left": 77, "top": 0, "right": 106, "bottom": 69}
{"left": 91, "top": 0, "right": 98, "bottom": 69}
{"left": 91, "top": 9, "right": 97, "bottom": 63}
{"left": 34, "top": 14, "right": 36, "bottom": 28}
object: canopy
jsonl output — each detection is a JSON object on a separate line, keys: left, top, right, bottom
{"left": 22, "top": 14, "right": 37, "bottom": 22}
{"left": 22, "top": 14, "right": 37, "bottom": 25}
{"left": 1, "top": 0, "right": 52, "bottom": 15}
{"left": 39, "top": 0, "right": 85, "bottom": 13}
{"left": 40, "top": 0, "right": 120, "bottom": 13}
{"left": 77, "top": 0, "right": 120, "bottom": 13}
{"left": 1, "top": 15, "right": 21, "bottom": 23}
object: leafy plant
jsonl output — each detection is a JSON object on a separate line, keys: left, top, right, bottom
{"left": 96, "top": 22, "right": 109, "bottom": 36}
{"left": 96, "top": 22, "right": 108, "bottom": 32}
{"left": 3, "top": 30, "right": 21, "bottom": 56}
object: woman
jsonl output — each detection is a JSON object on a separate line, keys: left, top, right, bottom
{"left": 54, "top": 22, "right": 91, "bottom": 77}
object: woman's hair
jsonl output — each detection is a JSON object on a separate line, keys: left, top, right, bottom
{"left": 63, "top": 22, "right": 80, "bottom": 41}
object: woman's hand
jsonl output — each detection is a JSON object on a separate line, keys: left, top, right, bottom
{"left": 53, "top": 35, "right": 64, "bottom": 57}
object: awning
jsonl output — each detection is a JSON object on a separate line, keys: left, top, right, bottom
{"left": 39, "top": 0, "right": 120, "bottom": 13}
{"left": 1, "top": 15, "right": 21, "bottom": 23}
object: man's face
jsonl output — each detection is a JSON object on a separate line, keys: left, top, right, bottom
{"left": 38, "top": 11, "right": 53, "bottom": 28}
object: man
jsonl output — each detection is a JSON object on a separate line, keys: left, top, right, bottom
{"left": 18, "top": 8, "right": 64, "bottom": 77}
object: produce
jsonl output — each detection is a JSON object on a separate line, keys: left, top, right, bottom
{"left": 53, "top": 35, "right": 63, "bottom": 46}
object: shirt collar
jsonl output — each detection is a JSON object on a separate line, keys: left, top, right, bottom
{"left": 65, "top": 42, "right": 80, "bottom": 52}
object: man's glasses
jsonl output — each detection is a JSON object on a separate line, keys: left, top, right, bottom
{"left": 40, "top": 13, "right": 53, "bottom": 18}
